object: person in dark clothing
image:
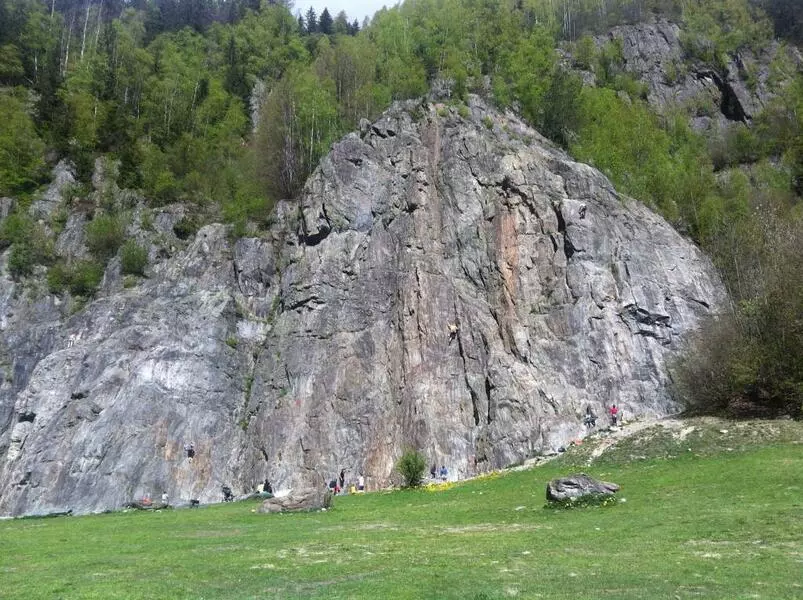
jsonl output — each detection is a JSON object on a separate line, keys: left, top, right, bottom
{"left": 339, "top": 469, "right": 345, "bottom": 490}
{"left": 222, "top": 485, "right": 234, "bottom": 502}
{"left": 430, "top": 464, "right": 437, "bottom": 479}
{"left": 185, "top": 443, "right": 195, "bottom": 461}
{"left": 584, "top": 406, "right": 597, "bottom": 428}
{"left": 263, "top": 479, "right": 273, "bottom": 494}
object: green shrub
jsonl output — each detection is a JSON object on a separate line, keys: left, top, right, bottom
{"left": 173, "top": 215, "right": 199, "bottom": 240}
{"left": 0, "top": 212, "right": 35, "bottom": 249}
{"left": 2, "top": 213, "right": 53, "bottom": 278}
{"left": 8, "top": 243, "right": 37, "bottom": 278}
{"left": 86, "top": 214, "right": 125, "bottom": 260}
{"left": 573, "top": 34, "right": 596, "bottom": 70}
{"left": 120, "top": 240, "right": 148, "bottom": 276}
{"left": 395, "top": 449, "right": 427, "bottom": 488}
{"left": 48, "top": 260, "right": 104, "bottom": 297}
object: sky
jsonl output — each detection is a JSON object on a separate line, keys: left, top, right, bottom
{"left": 294, "top": 0, "right": 397, "bottom": 24}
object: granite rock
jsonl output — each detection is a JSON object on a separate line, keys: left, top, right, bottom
{"left": 0, "top": 97, "right": 727, "bottom": 516}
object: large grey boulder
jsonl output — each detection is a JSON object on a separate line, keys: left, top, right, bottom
{"left": 0, "top": 96, "right": 727, "bottom": 517}
{"left": 546, "top": 474, "right": 620, "bottom": 502}
{"left": 258, "top": 488, "right": 332, "bottom": 513}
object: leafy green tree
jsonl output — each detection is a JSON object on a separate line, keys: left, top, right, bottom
{"left": 0, "top": 43, "right": 24, "bottom": 84}
{"left": 395, "top": 449, "right": 427, "bottom": 488}
{"left": 333, "top": 10, "right": 350, "bottom": 36}
{"left": 0, "top": 88, "right": 46, "bottom": 195}
{"left": 256, "top": 68, "right": 341, "bottom": 198}
{"left": 539, "top": 67, "right": 583, "bottom": 148}
{"left": 493, "top": 26, "right": 557, "bottom": 126}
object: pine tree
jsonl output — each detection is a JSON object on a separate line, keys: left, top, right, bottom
{"left": 304, "top": 7, "right": 317, "bottom": 34}
{"left": 318, "top": 8, "right": 333, "bottom": 35}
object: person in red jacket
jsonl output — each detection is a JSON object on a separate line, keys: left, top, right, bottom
{"left": 609, "top": 404, "right": 619, "bottom": 426}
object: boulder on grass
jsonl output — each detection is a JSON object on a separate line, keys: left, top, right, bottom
{"left": 258, "top": 488, "right": 332, "bottom": 513}
{"left": 546, "top": 473, "right": 620, "bottom": 503}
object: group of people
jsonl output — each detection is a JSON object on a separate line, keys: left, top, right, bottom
{"left": 429, "top": 464, "right": 449, "bottom": 481}
{"left": 328, "top": 469, "right": 365, "bottom": 494}
{"left": 584, "top": 404, "right": 621, "bottom": 428}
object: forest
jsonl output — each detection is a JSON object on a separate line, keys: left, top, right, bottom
{"left": 0, "top": 0, "right": 800, "bottom": 416}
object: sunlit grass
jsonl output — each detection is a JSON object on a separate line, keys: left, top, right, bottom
{"left": 1, "top": 425, "right": 801, "bottom": 599}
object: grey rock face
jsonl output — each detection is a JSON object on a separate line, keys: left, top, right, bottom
{"left": 0, "top": 197, "right": 14, "bottom": 221}
{"left": 258, "top": 487, "right": 332, "bottom": 513}
{"left": 29, "top": 160, "right": 75, "bottom": 219}
{"left": 576, "top": 20, "right": 798, "bottom": 130}
{"left": 0, "top": 97, "right": 727, "bottom": 516}
{"left": 546, "top": 473, "right": 619, "bottom": 502}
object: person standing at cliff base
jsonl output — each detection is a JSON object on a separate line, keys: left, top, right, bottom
{"left": 609, "top": 405, "right": 619, "bottom": 426}
{"left": 358, "top": 474, "right": 365, "bottom": 492}
{"left": 584, "top": 406, "right": 597, "bottom": 428}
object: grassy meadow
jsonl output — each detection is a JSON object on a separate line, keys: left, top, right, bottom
{"left": 1, "top": 419, "right": 801, "bottom": 600}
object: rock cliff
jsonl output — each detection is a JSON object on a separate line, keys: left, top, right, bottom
{"left": 0, "top": 96, "right": 727, "bottom": 516}
{"left": 565, "top": 19, "right": 800, "bottom": 131}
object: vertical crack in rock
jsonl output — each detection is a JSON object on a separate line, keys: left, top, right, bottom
{"left": 454, "top": 305, "right": 481, "bottom": 428}
{"left": 552, "top": 201, "right": 576, "bottom": 260}
{"left": 695, "top": 69, "right": 748, "bottom": 123}
{"left": 485, "top": 376, "right": 494, "bottom": 424}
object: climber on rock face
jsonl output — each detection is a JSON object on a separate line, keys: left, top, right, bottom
{"left": 448, "top": 322, "right": 459, "bottom": 344}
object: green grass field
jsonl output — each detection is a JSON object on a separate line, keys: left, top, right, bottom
{"left": 2, "top": 420, "right": 801, "bottom": 599}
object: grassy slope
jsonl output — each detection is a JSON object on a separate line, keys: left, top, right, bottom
{"left": 1, "top": 420, "right": 801, "bottom": 600}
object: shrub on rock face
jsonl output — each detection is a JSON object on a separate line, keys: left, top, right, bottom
{"left": 396, "top": 449, "right": 427, "bottom": 488}
{"left": 173, "top": 215, "right": 199, "bottom": 240}
{"left": 120, "top": 240, "right": 148, "bottom": 276}
{"left": 86, "top": 213, "right": 125, "bottom": 260}
{"left": 47, "top": 260, "right": 104, "bottom": 297}
{"left": 1, "top": 213, "right": 53, "bottom": 278}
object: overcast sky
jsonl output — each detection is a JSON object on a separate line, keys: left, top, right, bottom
{"left": 294, "top": 0, "right": 398, "bottom": 24}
